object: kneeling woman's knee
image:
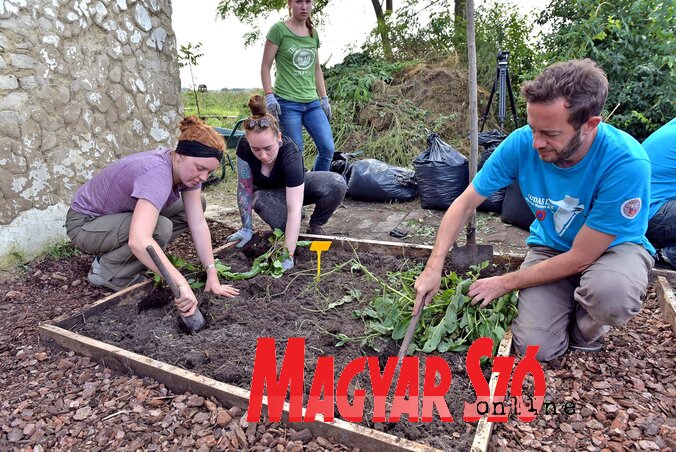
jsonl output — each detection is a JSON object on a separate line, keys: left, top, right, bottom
{"left": 153, "top": 216, "right": 173, "bottom": 247}
{"left": 327, "top": 172, "right": 347, "bottom": 197}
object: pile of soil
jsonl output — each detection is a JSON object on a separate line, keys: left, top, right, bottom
{"left": 72, "top": 234, "right": 495, "bottom": 451}
{"left": 352, "top": 57, "right": 490, "bottom": 157}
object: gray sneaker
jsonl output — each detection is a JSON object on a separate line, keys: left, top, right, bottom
{"left": 87, "top": 257, "right": 146, "bottom": 291}
{"left": 568, "top": 338, "right": 604, "bottom": 353}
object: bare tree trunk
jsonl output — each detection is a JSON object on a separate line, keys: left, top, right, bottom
{"left": 371, "top": 0, "right": 393, "bottom": 60}
{"left": 189, "top": 63, "right": 201, "bottom": 116}
{"left": 466, "top": 0, "right": 478, "bottom": 246}
{"left": 385, "top": 0, "right": 393, "bottom": 12}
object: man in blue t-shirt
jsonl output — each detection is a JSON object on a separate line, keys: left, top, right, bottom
{"left": 642, "top": 118, "right": 676, "bottom": 269}
{"left": 413, "top": 59, "right": 654, "bottom": 362}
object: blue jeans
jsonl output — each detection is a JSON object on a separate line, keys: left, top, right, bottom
{"left": 276, "top": 96, "right": 335, "bottom": 171}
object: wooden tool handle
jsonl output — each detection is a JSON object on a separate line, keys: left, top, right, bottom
{"left": 397, "top": 305, "right": 424, "bottom": 361}
{"left": 146, "top": 245, "right": 180, "bottom": 298}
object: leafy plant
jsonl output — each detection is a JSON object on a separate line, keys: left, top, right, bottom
{"left": 353, "top": 261, "right": 517, "bottom": 355}
{"left": 535, "top": 0, "right": 675, "bottom": 139}
{"left": 216, "top": 229, "right": 310, "bottom": 281}
{"left": 152, "top": 255, "right": 204, "bottom": 289}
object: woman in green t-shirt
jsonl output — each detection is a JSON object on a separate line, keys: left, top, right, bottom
{"left": 261, "top": 0, "right": 335, "bottom": 172}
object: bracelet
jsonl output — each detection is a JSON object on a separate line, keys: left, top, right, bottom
{"left": 265, "top": 92, "right": 273, "bottom": 95}
{"left": 205, "top": 263, "right": 216, "bottom": 271}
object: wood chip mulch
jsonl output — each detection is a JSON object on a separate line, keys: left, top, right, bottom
{"left": 0, "top": 223, "right": 674, "bottom": 451}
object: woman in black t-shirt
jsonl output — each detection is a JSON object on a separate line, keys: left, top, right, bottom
{"left": 226, "top": 95, "right": 347, "bottom": 269}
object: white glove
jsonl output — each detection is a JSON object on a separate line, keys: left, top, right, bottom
{"left": 226, "top": 228, "right": 254, "bottom": 248}
{"left": 320, "top": 96, "right": 332, "bottom": 121}
{"left": 265, "top": 93, "right": 281, "bottom": 120}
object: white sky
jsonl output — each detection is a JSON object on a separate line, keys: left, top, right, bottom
{"left": 171, "top": 0, "right": 543, "bottom": 90}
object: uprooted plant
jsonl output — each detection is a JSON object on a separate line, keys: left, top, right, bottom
{"left": 352, "top": 260, "right": 518, "bottom": 355}
{"left": 215, "top": 229, "right": 310, "bottom": 281}
{"left": 156, "top": 230, "right": 309, "bottom": 288}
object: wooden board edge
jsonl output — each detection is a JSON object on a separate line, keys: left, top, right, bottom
{"left": 45, "top": 279, "right": 153, "bottom": 328}
{"left": 38, "top": 324, "right": 440, "bottom": 452}
{"left": 470, "top": 329, "right": 514, "bottom": 452}
{"left": 652, "top": 267, "right": 676, "bottom": 285}
{"left": 655, "top": 276, "right": 676, "bottom": 335}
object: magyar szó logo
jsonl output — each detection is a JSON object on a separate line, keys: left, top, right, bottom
{"left": 247, "top": 337, "right": 549, "bottom": 424}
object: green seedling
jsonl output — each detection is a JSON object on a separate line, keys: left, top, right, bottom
{"left": 216, "top": 229, "right": 310, "bottom": 281}
{"left": 353, "top": 260, "right": 517, "bottom": 355}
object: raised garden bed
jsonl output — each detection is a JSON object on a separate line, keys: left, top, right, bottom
{"left": 39, "top": 235, "right": 522, "bottom": 451}
{"left": 37, "top": 235, "right": 675, "bottom": 451}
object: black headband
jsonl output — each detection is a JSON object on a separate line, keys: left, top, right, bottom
{"left": 176, "top": 140, "right": 223, "bottom": 160}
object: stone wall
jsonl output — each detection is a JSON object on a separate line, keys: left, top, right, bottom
{"left": 0, "top": 0, "right": 182, "bottom": 260}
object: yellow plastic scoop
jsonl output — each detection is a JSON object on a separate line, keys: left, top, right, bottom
{"left": 310, "top": 241, "right": 332, "bottom": 278}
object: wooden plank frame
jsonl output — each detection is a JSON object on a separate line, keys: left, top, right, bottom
{"left": 39, "top": 235, "right": 672, "bottom": 451}
{"left": 655, "top": 276, "right": 676, "bottom": 335}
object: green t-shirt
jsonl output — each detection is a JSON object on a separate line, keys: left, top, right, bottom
{"left": 266, "top": 21, "right": 320, "bottom": 103}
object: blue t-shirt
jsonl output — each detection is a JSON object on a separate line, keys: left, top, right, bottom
{"left": 473, "top": 123, "right": 654, "bottom": 254}
{"left": 642, "top": 118, "right": 676, "bottom": 219}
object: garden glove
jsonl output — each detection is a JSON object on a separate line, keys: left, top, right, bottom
{"left": 226, "top": 228, "right": 253, "bottom": 248}
{"left": 320, "top": 96, "right": 333, "bottom": 121}
{"left": 281, "top": 256, "right": 294, "bottom": 271}
{"left": 265, "top": 93, "right": 281, "bottom": 121}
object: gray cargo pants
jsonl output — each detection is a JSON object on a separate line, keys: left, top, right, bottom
{"left": 511, "top": 243, "right": 654, "bottom": 362}
{"left": 65, "top": 196, "right": 205, "bottom": 290}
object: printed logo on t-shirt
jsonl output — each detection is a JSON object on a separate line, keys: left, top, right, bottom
{"left": 620, "top": 198, "right": 642, "bottom": 219}
{"left": 526, "top": 193, "right": 584, "bottom": 236}
{"left": 291, "top": 47, "right": 315, "bottom": 70}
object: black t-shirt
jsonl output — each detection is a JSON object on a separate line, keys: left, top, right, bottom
{"left": 236, "top": 136, "right": 305, "bottom": 189}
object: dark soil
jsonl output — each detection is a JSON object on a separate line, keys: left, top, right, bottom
{"left": 71, "top": 233, "right": 499, "bottom": 451}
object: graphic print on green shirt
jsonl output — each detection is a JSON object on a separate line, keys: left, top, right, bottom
{"left": 266, "top": 21, "right": 320, "bottom": 103}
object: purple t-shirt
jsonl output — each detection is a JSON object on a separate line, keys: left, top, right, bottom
{"left": 71, "top": 149, "right": 198, "bottom": 217}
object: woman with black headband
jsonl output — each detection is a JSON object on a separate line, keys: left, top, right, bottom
{"left": 65, "top": 116, "right": 238, "bottom": 318}
{"left": 226, "top": 95, "right": 346, "bottom": 269}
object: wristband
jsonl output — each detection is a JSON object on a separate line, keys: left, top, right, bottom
{"left": 205, "top": 263, "right": 216, "bottom": 271}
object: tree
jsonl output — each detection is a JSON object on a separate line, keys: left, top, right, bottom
{"left": 178, "top": 42, "right": 204, "bottom": 116}
{"left": 536, "top": 0, "right": 675, "bottom": 139}
{"left": 216, "top": 0, "right": 394, "bottom": 59}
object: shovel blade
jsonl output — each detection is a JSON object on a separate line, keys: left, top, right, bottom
{"left": 450, "top": 243, "right": 494, "bottom": 270}
{"left": 181, "top": 308, "right": 206, "bottom": 333}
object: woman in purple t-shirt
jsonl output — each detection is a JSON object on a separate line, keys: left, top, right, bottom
{"left": 65, "top": 116, "right": 238, "bottom": 318}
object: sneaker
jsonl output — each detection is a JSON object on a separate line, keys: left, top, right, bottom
{"left": 568, "top": 338, "right": 604, "bottom": 353}
{"left": 306, "top": 224, "right": 325, "bottom": 235}
{"left": 87, "top": 257, "right": 147, "bottom": 291}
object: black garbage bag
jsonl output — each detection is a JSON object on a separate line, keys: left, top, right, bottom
{"left": 477, "top": 130, "right": 508, "bottom": 213}
{"left": 346, "top": 159, "right": 418, "bottom": 202}
{"left": 413, "top": 133, "right": 468, "bottom": 210}
{"left": 501, "top": 181, "right": 535, "bottom": 231}
{"left": 330, "top": 151, "right": 363, "bottom": 183}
